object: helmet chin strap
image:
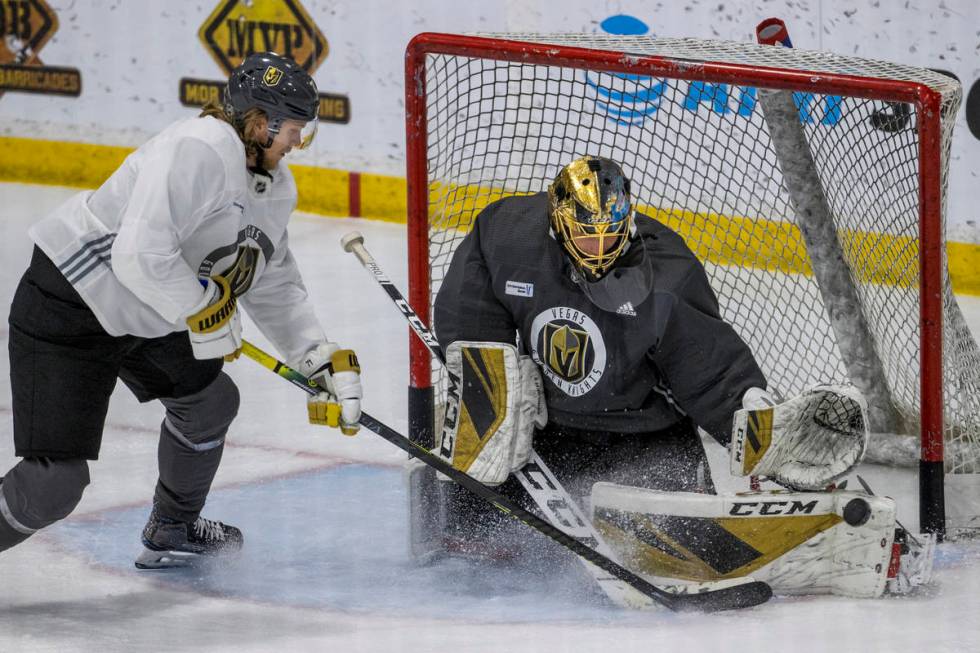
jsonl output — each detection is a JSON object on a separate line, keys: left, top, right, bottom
{"left": 263, "top": 116, "right": 284, "bottom": 149}
{"left": 252, "top": 142, "right": 270, "bottom": 171}
{"left": 255, "top": 121, "right": 282, "bottom": 170}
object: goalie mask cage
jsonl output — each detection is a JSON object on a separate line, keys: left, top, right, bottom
{"left": 403, "top": 32, "right": 977, "bottom": 537}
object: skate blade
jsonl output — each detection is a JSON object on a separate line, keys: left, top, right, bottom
{"left": 134, "top": 547, "right": 198, "bottom": 570}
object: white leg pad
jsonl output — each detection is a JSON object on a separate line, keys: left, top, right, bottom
{"left": 590, "top": 484, "right": 900, "bottom": 598}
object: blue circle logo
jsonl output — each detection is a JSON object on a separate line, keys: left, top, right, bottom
{"left": 599, "top": 15, "right": 649, "bottom": 35}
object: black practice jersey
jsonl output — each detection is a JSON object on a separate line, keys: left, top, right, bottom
{"left": 433, "top": 192, "right": 767, "bottom": 444}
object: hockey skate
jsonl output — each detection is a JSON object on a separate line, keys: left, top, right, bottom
{"left": 135, "top": 507, "right": 243, "bottom": 570}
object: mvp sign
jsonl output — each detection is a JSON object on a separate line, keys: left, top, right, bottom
{"left": 180, "top": 0, "right": 349, "bottom": 124}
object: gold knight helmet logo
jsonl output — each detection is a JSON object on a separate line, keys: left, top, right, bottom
{"left": 545, "top": 323, "right": 590, "bottom": 382}
{"left": 530, "top": 307, "right": 607, "bottom": 397}
{"left": 262, "top": 65, "right": 283, "bottom": 87}
{"left": 222, "top": 245, "right": 260, "bottom": 297}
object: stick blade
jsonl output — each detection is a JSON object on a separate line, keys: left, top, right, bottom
{"left": 670, "top": 580, "right": 773, "bottom": 613}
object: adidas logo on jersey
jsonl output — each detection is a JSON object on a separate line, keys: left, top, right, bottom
{"left": 616, "top": 302, "right": 636, "bottom": 316}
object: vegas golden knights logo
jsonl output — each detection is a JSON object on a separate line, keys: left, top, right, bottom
{"left": 545, "top": 324, "right": 590, "bottom": 382}
{"left": 221, "top": 245, "right": 260, "bottom": 296}
{"left": 530, "top": 307, "right": 606, "bottom": 397}
{"left": 262, "top": 65, "right": 283, "bottom": 86}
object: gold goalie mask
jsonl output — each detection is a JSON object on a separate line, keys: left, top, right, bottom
{"left": 548, "top": 156, "right": 635, "bottom": 279}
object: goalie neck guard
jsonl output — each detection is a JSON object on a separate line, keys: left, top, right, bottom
{"left": 548, "top": 156, "right": 654, "bottom": 313}
{"left": 224, "top": 51, "right": 319, "bottom": 150}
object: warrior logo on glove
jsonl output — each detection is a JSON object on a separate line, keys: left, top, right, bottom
{"left": 191, "top": 295, "right": 236, "bottom": 332}
{"left": 185, "top": 275, "right": 243, "bottom": 361}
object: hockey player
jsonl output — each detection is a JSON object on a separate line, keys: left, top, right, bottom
{"left": 0, "top": 52, "right": 362, "bottom": 569}
{"left": 427, "top": 156, "right": 923, "bottom": 599}
{"left": 431, "top": 155, "right": 868, "bottom": 557}
{"left": 437, "top": 155, "right": 766, "bottom": 493}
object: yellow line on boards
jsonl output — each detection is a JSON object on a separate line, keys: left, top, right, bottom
{"left": 3, "top": 135, "right": 980, "bottom": 296}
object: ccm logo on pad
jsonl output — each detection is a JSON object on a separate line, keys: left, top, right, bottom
{"left": 729, "top": 500, "right": 818, "bottom": 516}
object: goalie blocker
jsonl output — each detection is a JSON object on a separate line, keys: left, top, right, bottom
{"left": 438, "top": 341, "right": 547, "bottom": 485}
{"left": 411, "top": 339, "right": 550, "bottom": 562}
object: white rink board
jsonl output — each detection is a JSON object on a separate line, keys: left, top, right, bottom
{"left": 1, "top": 1, "right": 980, "bottom": 240}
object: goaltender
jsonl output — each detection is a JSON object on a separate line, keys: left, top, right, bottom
{"left": 428, "top": 156, "right": 923, "bottom": 598}
{"left": 436, "top": 155, "right": 768, "bottom": 497}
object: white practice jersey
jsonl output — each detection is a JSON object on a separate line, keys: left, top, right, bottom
{"left": 29, "top": 116, "right": 327, "bottom": 367}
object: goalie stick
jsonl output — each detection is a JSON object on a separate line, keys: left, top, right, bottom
{"left": 239, "top": 339, "right": 770, "bottom": 612}
{"left": 337, "top": 231, "right": 773, "bottom": 610}
{"left": 337, "top": 231, "right": 649, "bottom": 606}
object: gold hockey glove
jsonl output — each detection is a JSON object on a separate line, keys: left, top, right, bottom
{"left": 300, "top": 343, "right": 362, "bottom": 435}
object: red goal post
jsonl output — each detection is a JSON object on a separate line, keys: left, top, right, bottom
{"left": 403, "top": 32, "right": 968, "bottom": 536}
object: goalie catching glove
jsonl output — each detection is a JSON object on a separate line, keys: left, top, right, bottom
{"left": 300, "top": 343, "right": 363, "bottom": 435}
{"left": 730, "top": 385, "right": 869, "bottom": 490}
{"left": 185, "top": 275, "right": 242, "bottom": 361}
{"left": 438, "top": 341, "right": 548, "bottom": 486}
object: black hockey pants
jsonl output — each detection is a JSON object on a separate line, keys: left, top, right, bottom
{"left": 1, "top": 247, "right": 238, "bottom": 551}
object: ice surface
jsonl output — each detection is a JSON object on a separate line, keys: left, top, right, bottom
{"left": 1, "top": 182, "right": 980, "bottom": 652}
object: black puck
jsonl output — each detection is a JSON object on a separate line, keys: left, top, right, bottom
{"left": 843, "top": 498, "right": 872, "bottom": 526}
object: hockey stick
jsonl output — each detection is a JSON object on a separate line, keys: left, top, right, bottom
{"left": 337, "top": 232, "right": 646, "bottom": 606}
{"left": 336, "top": 231, "right": 772, "bottom": 610}
{"left": 239, "top": 339, "right": 770, "bottom": 611}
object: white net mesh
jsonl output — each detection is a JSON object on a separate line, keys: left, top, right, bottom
{"left": 413, "top": 35, "right": 978, "bottom": 490}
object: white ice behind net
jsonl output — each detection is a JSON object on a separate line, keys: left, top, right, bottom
{"left": 419, "top": 34, "right": 979, "bottom": 477}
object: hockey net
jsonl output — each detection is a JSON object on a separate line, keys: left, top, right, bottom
{"left": 404, "top": 33, "right": 979, "bottom": 535}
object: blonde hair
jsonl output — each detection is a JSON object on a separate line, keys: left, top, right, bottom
{"left": 199, "top": 100, "right": 267, "bottom": 163}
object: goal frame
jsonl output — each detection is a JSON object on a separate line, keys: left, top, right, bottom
{"left": 403, "top": 32, "right": 947, "bottom": 535}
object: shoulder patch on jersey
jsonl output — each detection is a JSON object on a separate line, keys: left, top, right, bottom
{"left": 505, "top": 280, "right": 534, "bottom": 297}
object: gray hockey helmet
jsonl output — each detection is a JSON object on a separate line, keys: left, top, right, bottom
{"left": 224, "top": 51, "right": 319, "bottom": 148}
